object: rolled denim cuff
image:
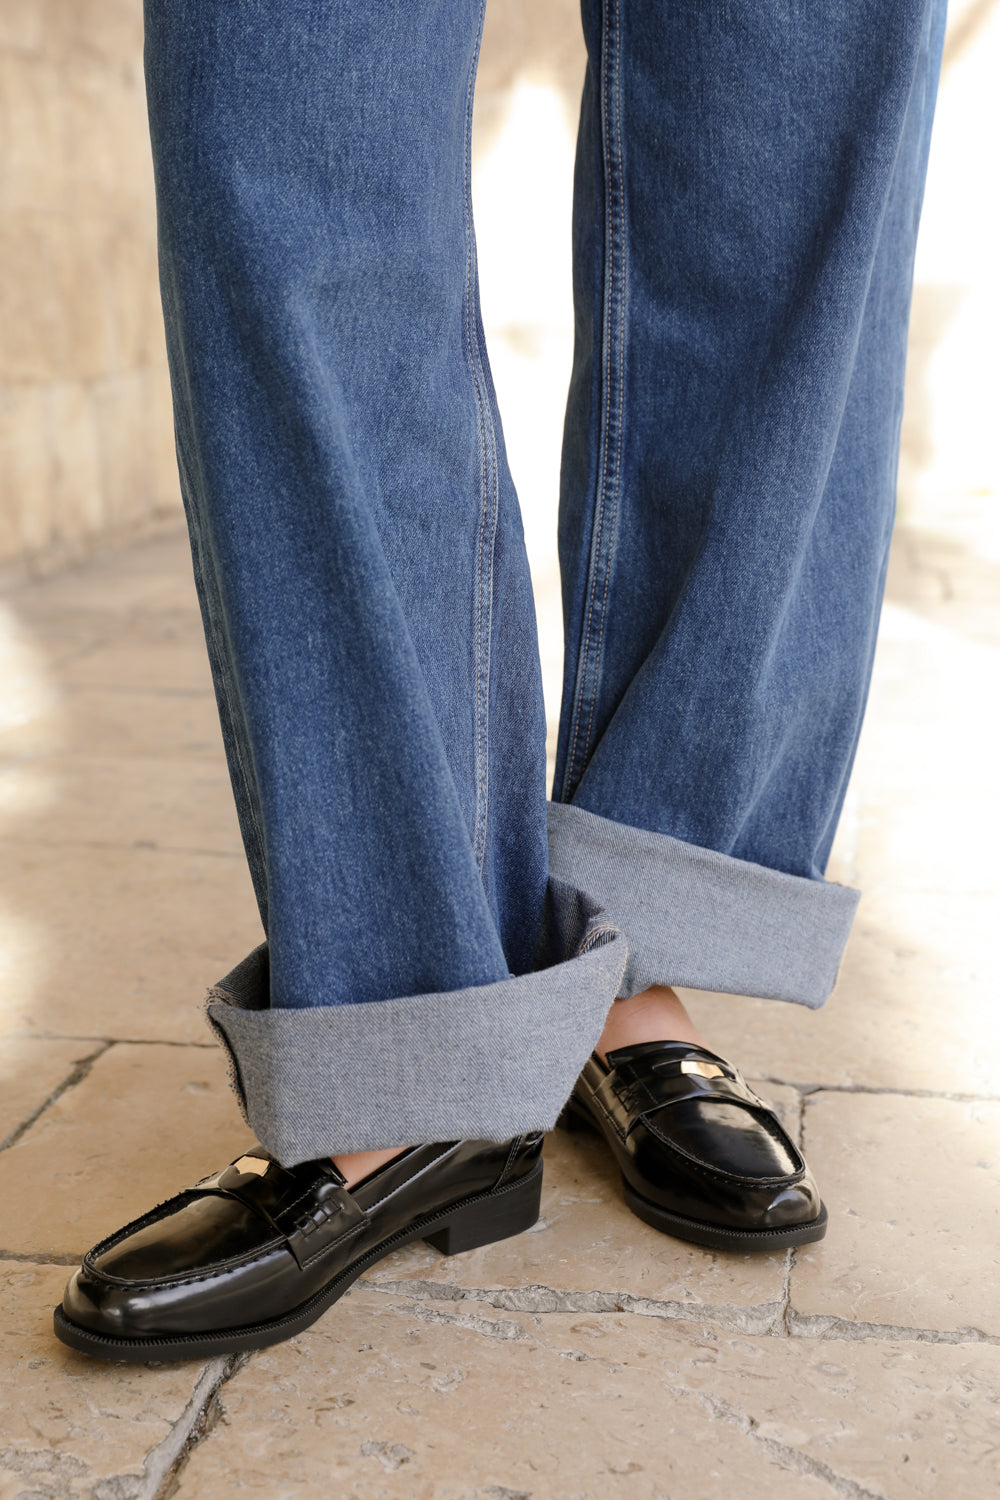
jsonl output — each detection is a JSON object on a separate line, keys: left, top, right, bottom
{"left": 206, "top": 877, "right": 627, "bottom": 1165}
{"left": 547, "top": 801, "right": 859, "bottom": 1008}
{"left": 207, "top": 809, "right": 858, "bottom": 1163}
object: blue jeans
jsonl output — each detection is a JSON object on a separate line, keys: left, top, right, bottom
{"left": 143, "top": 0, "right": 945, "bottom": 1162}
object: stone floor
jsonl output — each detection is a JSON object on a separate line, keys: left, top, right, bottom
{"left": 2, "top": 2, "right": 999, "bottom": 1498}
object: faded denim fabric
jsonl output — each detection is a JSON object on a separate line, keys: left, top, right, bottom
{"left": 144, "top": 0, "right": 945, "bottom": 1162}
{"left": 556, "top": 0, "right": 947, "bottom": 883}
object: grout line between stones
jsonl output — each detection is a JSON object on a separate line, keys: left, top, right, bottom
{"left": 5, "top": 1033, "right": 216, "bottom": 1048}
{"left": 786, "top": 1309, "right": 1000, "bottom": 1345}
{"left": 756, "top": 1074, "right": 1000, "bottom": 1104}
{"left": 661, "top": 1383, "right": 885, "bottom": 1499}
{"left": 0, "top": 1040, "right": 114, "bottom": 1153}
{"left": 363, "top": 1275, "right": 785, "bottom": 1334}
{"left": 0, "top": 1249, "right": 83, "bottom": 1266}
{"left": 133, "top": 1351, "right": 248, "bottom": 1500}
{"left": 792, "top": 1085, "right": 807, "bottom": 1147}
{"left": 360, "top": 1277, "right": 1000, "bottom": 1345}
{"left": 778, "top": 1249, "right": 795, "bottom": 1336}
{"left": 778, "top": 1086, "right": 807, "bottom": 1333}
{"left": 0, "top": 835, "right": 244, "bottom": 860}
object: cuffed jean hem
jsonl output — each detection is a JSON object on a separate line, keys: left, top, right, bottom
{"left": 205, "top": 811, "right": 859, "bottom": 1164}
{"left": 206, "top": 878, "right": 627, "bottom": 1164}
{"left": 548, "top": 801, "right": 860, "bottom": 1008}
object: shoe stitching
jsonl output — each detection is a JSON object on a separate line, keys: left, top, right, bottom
{"left": 635, "top": 1090, "right": 805, "bottom": 1176}
{"left": 79, "top": 1165, "right": 537, "bottom": 1298}
{"left": 293, "top": 1218, "right": 367, "bottom": 1271}
{"left": 640, "top": 1116, "right": 806, "bottom": 1189}
{"left": 496, "top": 1138, "right": 522, "bottom": 1190}
{"left": 85, "top": 1237, "right": 296, "bottom": 1293}
{"left": 582, "top": 1079, "right": 627, "bottom": 1144}
{"left": 84, "top": 1190, "right": 206, "bottom": 1267}
{"left": 84, "top": 1170, "right": 341, "bottom": 1276}
{"left": 578, "top": 1072, "right": 806, "bottom": 1187}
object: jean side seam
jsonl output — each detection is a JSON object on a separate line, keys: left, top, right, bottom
{"left": 580, "top": 0, "right": 628, "bottom": 775}
{"left": 463, "top": 0, "right": 498, "bottom": 872}
{"left": 562, "top": 0, "right": 627, "bottom": 800}
{"left": 176, "top": 442, "right": 268, "bottom": 911}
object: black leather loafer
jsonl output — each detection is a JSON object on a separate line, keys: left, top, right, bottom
{"left": 560, "top": 1041, "right": 826, "bottom": 1250}
{"left": 54, "top": 1134, "right": 542, "bottom": 1361}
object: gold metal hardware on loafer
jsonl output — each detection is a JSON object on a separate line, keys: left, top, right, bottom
{"left": 679, "top": 1060, "right": 725, "bottom": 1079}
{"left": 232, "top": 1156, "right": 271, "bottom": 1176}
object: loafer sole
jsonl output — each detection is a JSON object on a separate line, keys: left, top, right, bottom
{"left": 623, "top": 1178, "right": 828, "bottom": 1250}
{"left": 53, "top": 1160, "right": 542, "bottom": 1363}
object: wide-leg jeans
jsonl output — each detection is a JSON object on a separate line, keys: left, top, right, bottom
{"left": 143, "top": 0, "right": 946, "bottom": 1162}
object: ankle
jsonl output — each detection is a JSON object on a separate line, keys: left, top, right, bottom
{"left": 331, "top": 1146, "right": 408, "bottom": 1187}
{"left": 596, "top": 984, "right": 709, "bottom": 1062}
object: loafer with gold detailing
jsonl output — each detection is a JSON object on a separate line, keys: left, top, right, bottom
{"left": 54, "top": 1134, "right": 542, "bottom": 1361}
{"left": 560, "top": 1041, "right": 826, "bottom": 1250}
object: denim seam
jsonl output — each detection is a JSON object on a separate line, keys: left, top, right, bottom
{"left": 562, "top": 0, "right": 627, "bottom": 800}
{"left": 580, "top": 925, "right": 629, "bottom": 999}
{"left": 463, "top": 0, "right": 499, "bottom": 873}
{"left": 176, "top": 443, "right": 268, "bottom": 905}
{"left": 578, "top": 921, "right": 620, "bottom": 952}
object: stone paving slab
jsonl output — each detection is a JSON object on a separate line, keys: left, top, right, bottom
{"left": 0, "top": 753, "right": 243, "bottom": 855}
{"left": 793, "top": 1090, "right": 1000, "bottom": 1336}
{"left": 0, "top": 1261, "right": 215, "bottom": 1500}
{"left": 0, "top": 608, "right": 105, "bottom": 733}
{"left": 364, "top": 1090, "right": 801, "bottom": 1333}
{"left": 48, "top": 623, "right": 216, "bottom": 696}
{"left": 8, "top": 533, "right": 199, "bottom": 618}
{"left": 171, "top": 1287, "right": 828, "bottom": 1500}
{"left": 0, "top": 841, "right": 262, "bottom": 1041}
{"left": 0, "top": 1042, "right": 252, "bottom": 1258}
{"left": 0, "top": 1037, "right": 96, "bottom": 1146}
{"left": 855, "top": 799, "right": 998, "bottom": 898}
{"left": 0, "top": 683, "right": 222, "bottom": 762}
{"left": 171, "top": 1284, "right": 1000, "bottom": 1500}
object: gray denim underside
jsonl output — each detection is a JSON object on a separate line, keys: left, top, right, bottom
{"left": 547, "top": 802, "right": 859, "bottom": 1006}
{"left": 207, "top": 803, "right": 859, "bottom": 1163}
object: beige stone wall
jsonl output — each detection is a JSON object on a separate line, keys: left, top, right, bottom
{"left": 0, "top": 0, "right": 180, "bottom": 576}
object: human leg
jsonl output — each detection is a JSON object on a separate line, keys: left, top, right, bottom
{"left": 140, "top": 0, "right": 628, "bottom": 1161}
{"left": 553, "top": 0, "right": 947, "bottom": 1240}
{"left": 54, "top": 0, "right": 627, "bottom": 1359}
{"left": 554, "top": 0, "right": 947, "bottom": 1008}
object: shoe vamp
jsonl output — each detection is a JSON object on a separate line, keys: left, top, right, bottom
{"left": 93, "top": 1195, "right": 274, "bottom": 1281}
{"left": 645, "top": 1101, "right": 798, "bottom": 1178}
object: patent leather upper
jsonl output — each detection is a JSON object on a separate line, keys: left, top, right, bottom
{"left": 570, "top": 1041, "right": 823, "bottom": 1233}
{"left": 62, "top": 1135, "right": 542, "bottom": 1341}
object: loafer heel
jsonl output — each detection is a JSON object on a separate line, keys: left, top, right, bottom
{"left": 425, "top": 1160, "right": 542, "bottom": 1255}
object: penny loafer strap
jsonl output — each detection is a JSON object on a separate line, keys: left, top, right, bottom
{"left": 195, "top": 1152, "right": 367, "bottom": 1270}
{"left": 277, "top": 1176, "right": 367, "bottom": 1269}
{"left": 595, "top": 1057, "right": 770, "bottom": 1122}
